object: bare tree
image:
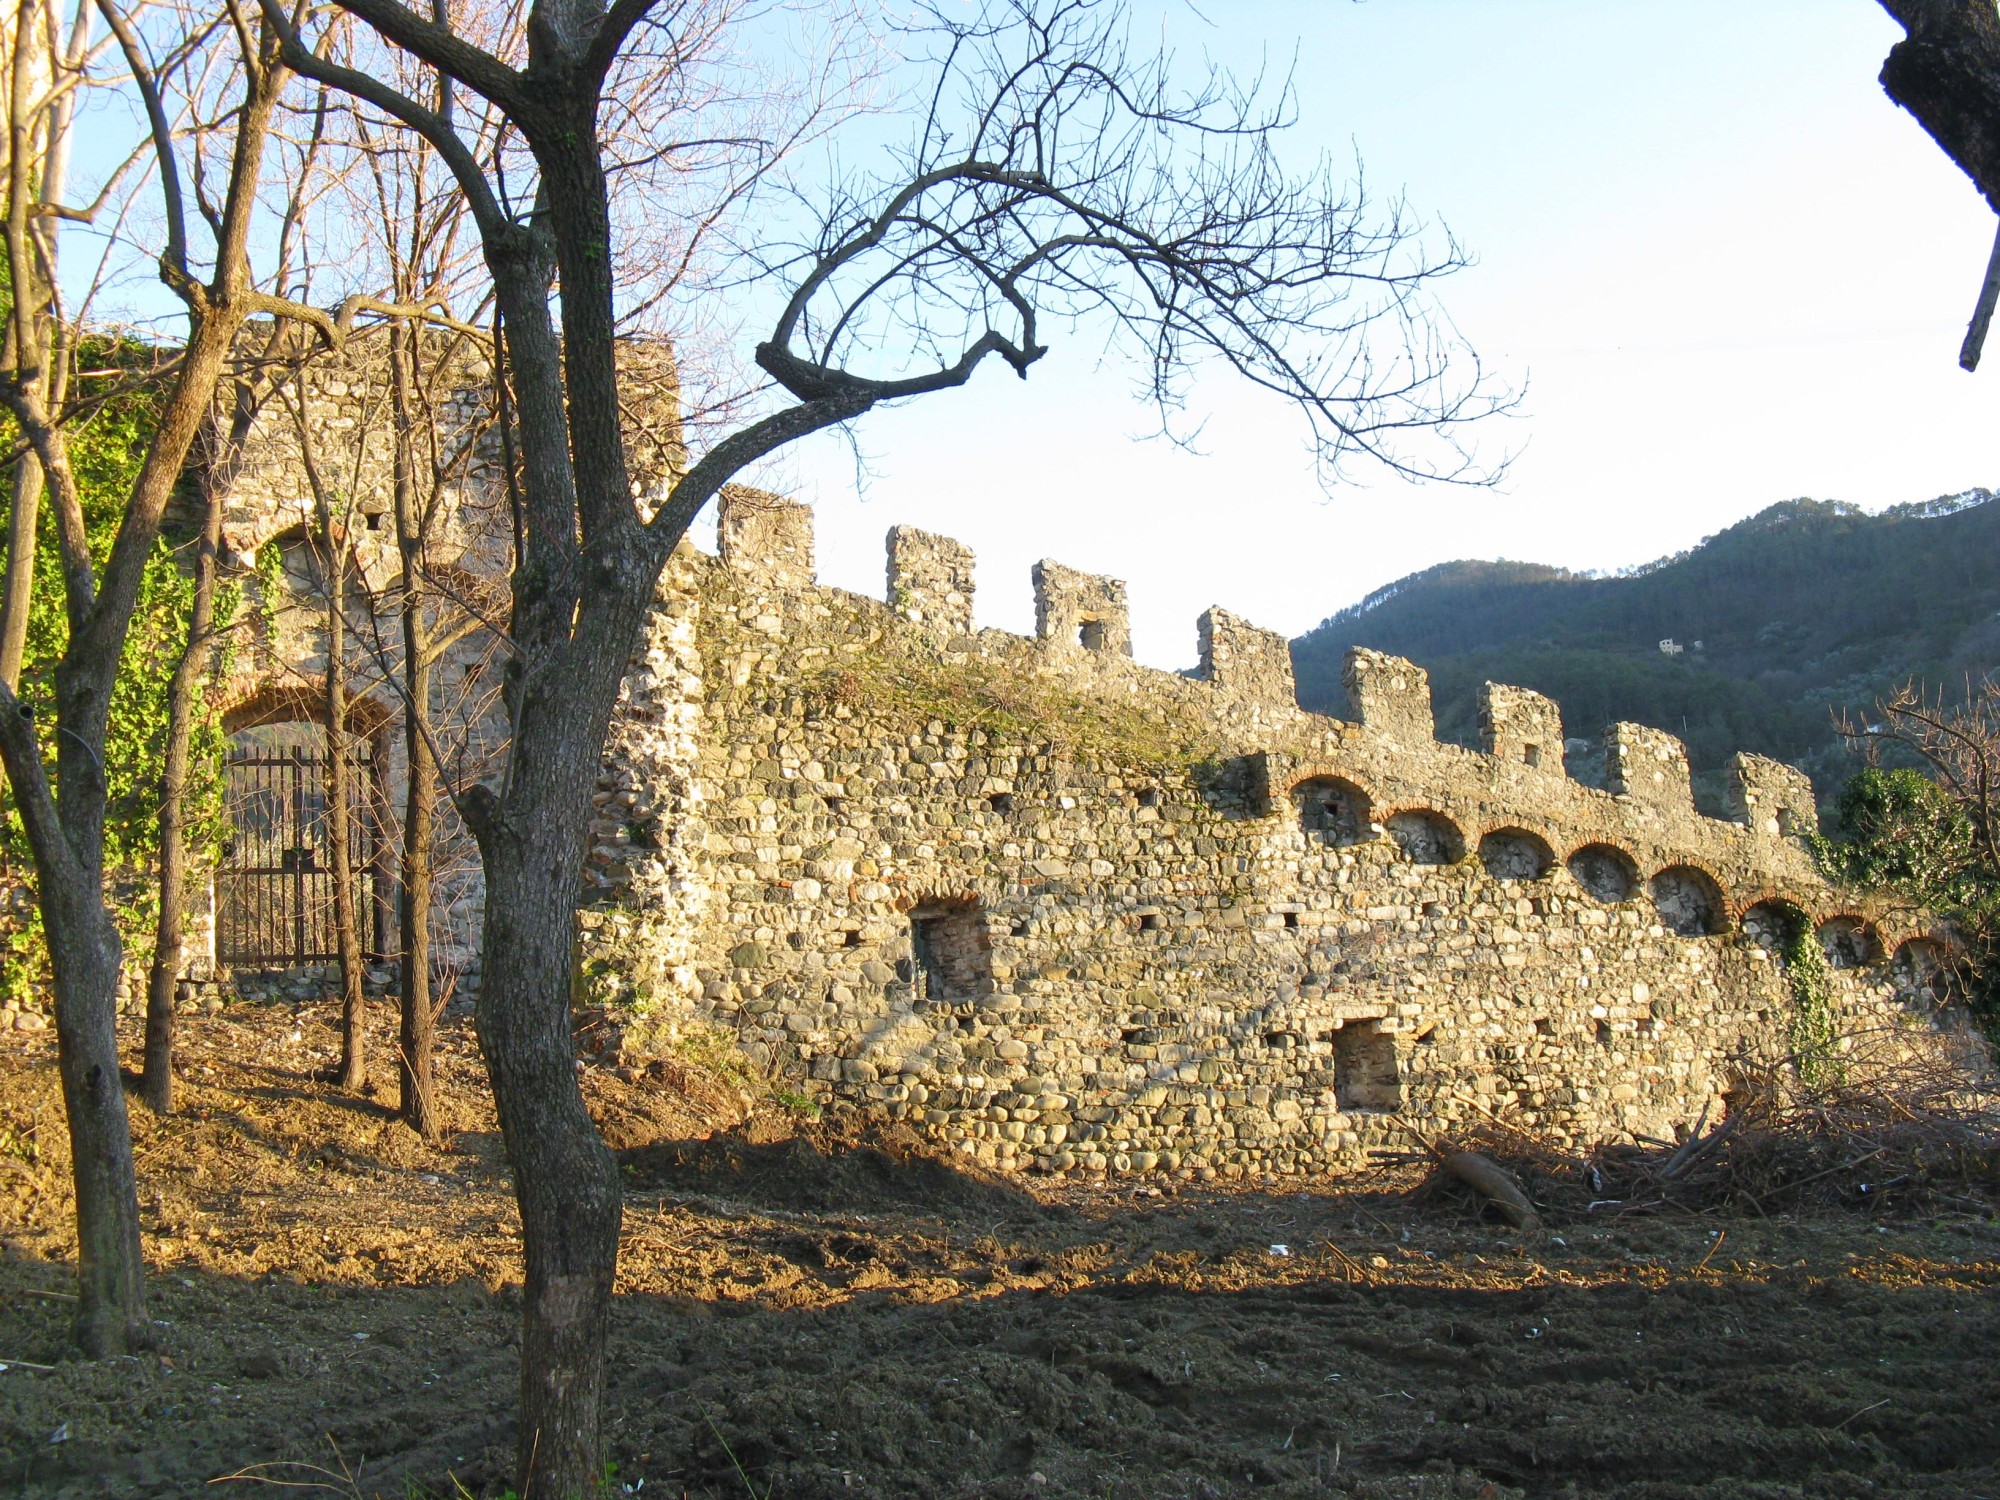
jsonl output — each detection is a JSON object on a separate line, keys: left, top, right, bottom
{"left": 142, "top": 368, "right": 263, "bottom": 1114}
{"left": 282, "top": 363, "right": 376, "bottom": 1090}
{"left": 0, "top": 0, "right": 333, "bottom": 1353}
{"left": 0, "top": 0, "right": 107, "bottom": 689}
{"left": 257, "top": 0, "right": 1505, "bottom": 1489}
{"left": 1875, "top": 2, "right": 2000, "bottom": 366}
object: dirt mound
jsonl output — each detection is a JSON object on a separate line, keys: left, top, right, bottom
{"left": 10, "top": 1004, "right": 2000, "bottom": 1498}
{"left": 618, "top": 1114, "right": 1046, "bottom": 1218}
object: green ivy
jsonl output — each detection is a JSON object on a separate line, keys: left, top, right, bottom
{"left": 1780, "top": 918, "right": 1840, "bottom": 1089}
{"left": 1810, "top": 764, "right": 2000, "bottom": 1036}
{"left": 0, "top": 334, "right": 236, "bottom": 1007}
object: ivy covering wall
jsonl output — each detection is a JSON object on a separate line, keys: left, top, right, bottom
{"left": 0, "top": 336, "right": 237, "bottom": 1008}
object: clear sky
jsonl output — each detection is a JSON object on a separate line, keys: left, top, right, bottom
{"left": 750, "top": 2, "right": 1999, "bottom": 667}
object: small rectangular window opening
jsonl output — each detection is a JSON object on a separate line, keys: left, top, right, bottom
{"left": 1139, "top": 913, "right": 1161, "bottom": 932}
{"left": 910, "top": 904, "right": 990, "bottom": 1002}
{"left": 1281, "top": 911, "right": 1299, "bottom": 930}
{"left": 843, "top": 929, "right": 862, "bottom": 948}
{"left": 1332, "top": 1020, "right": 1402, "bottom": 1113}
{"left": 1077, "top": 618, "right": 1107, "bottom": 651}
{"left": 988, "top": 792, "right": 1015, "bottom": 814}
{"left": 1137, "top": 787, "right": 1162, "bottom": 809}
{"left": 1523, "top": 743, "right": 1542, "bottom": 767}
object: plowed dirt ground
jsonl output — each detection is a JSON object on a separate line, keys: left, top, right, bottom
{"left": 4, "top": 1003, "right": 2000, "bottom": 1499}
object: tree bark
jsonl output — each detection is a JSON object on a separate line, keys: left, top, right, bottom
{"left": 0, "top": 449, "right": 43, "bottom": 689}
{"left": 141, "top": 436, "right": 230, "bottom": 1115}
{"left": 289, "top": 363, "right": 371, "bottom": 1089}
{"left": 1880, "top": 0, "right": 2000, "bottom": 213}
{"left": 36, "top": 319, "right": 234, "bottom": 1352}
{"left": 468, "top": 554, "right": 647, "bottom": 1499}
{"left": 0, "top": 18, "right": 297, "bottom": 1351}
{"left": 46, "top": 882, "right": 151, "bottom": 1354}
{"left": 325, "top": 515, "right": 369, "bottom": 1092}
{"left": 390, "top": 322, "right": 440, "bottom": 1139}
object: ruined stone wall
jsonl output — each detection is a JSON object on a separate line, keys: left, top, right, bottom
{"left": 577, "top": 493, "right": 1960, "bottom": 1179}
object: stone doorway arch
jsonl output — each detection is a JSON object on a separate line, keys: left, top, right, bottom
{"left": 214, "top": 683, "right": 395, "bottom": 971}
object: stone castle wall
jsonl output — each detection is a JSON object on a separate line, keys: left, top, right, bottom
{"left": 574, "top": 491, "right": 1960, "bottom": 1178}
{"left": 6, "top": 340, "right": 1963, "bottom": 1183}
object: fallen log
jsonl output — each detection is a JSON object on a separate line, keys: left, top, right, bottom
{"left": 1440, "top": 1149, "right": 1542, "bottom": 1232}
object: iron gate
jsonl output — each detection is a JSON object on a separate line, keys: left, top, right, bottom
{"left": 215, "top": 743, "right": 386, "bottom": 967}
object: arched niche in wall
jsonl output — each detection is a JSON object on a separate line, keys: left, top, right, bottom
{"left": 1892, "top": 936, "right": 1959, "bottom": 1003}
{"left": 1386, "top": 809, "right": 1464, "bottom": 866}
{"left": 1739, "top": 897, "right": 1808, "bottom": 955}
{"left": 1650, "top": 865, "right": 1725, "bottom": 937}
{"left": 1566, "top": 843, "right": 1637, "bottom": 904}
{"left": 1477, "top": 827, "right": 1553, "bottom": 882}
{"left": 1817, "top": 916, "right": 1882, "bottom": 969}
{"left": 1293, "top": 776, "right": 1370, "bottom": 847}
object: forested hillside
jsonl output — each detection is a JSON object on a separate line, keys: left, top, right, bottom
{"left": 1290, "top": 491, "right": 2000, "bottom": 804}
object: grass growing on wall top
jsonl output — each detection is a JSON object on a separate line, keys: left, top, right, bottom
{"left": 808, "top": 647, "right": 1219, "bottom": 768}
{"left": 705, "top": 593, "right": 1226, "bottom": 770}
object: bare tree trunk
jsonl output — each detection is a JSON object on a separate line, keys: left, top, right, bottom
{"left": 141, "top": 445, "right": 229, "bottom": 1115}
{"left": 0, "top": 449, "right": 42, "bottom": 687}
{"left": 287, "top": 362, "right": 371, "bottom": 1089}
{"left": 41, "top": 877, "right": 150, "bottom": 1353}
{"left": 397, "top": 647, "right": 439, "bottom": 1134}
{"left": 390, "top": 323, "right": 440, "bottom": 1138}
{"left": 2, "top": 319, "right": 240, "bottom": 1354}
{"left": 1879, "top": 2, "right": 2000, "bottom": 214}
{"left": 325, "top": 531, "right": 368, "bottom": 1091}
{"left": 0, "top": 11, "right": 311, "bottom": 1352}
{"left": 470, "top": 578, "right": 644, "bottom": 1497}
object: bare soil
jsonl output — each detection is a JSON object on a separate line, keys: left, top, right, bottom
{"left": 5, "top": 1003, "right": 2000, "bottom": 1499}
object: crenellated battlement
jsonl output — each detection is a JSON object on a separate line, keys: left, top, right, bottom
{"left": 153, "top": 355, "right": 1972, "bottom": 1184}
{"left": 695, "top": 491, "right": 1847, "bottom": 875}
{"left": 564, "top": 490, "right": 1965, "bottom": 1179}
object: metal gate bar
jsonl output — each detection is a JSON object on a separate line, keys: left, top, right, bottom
{"left": 215, "top": 741, "right": 383, "bottom": 967}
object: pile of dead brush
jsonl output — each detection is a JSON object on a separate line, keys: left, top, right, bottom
{"left": 1417, "top": 1051, "right": 2000, "bottom": 1223}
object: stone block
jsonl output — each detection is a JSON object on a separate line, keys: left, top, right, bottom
{"left": 1727, "top": 751, "right": 1818, "bottom": 838}
{"left": 719, "top": 486, "right": 814, "bottom": 588}
{"left": 1604, "top": 722, "right": 1694, "bottom": 813}
{"left": 1479, "top": 682, "right": 1563, "bottom": 773}
{"left": 887, "top": 525, "right": 975, "bottom": 638}
{"left": 1342, "top": 648, "right": 1434, "bottom": 743}
{"left": 1198, "top": 607, "right": 1296, "bottom": 708}
{"left": 1033, "top": 559, "right": 1130, "bottom": 656}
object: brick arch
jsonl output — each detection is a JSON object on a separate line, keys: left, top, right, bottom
{"left": 221, "top": 677, "right": 396, "bottom": 755}
{"left": 888, "top": 886, "right": 982, "bottom": 915}
{"left": 1380, "top": 806, "right": 1465, "bottom": 865}
{"left": 1475, "top": 825, "right": 1554, "bottom": 881}
{"left": 1647, "top": 862, "right": 1728, "bottom": 938}
{"left": 1816, "top": 914, "right": 1884, "bottom": 968}
{"left": 1725, "top": 883, "right": 1822, "bottom": 925}
{"left": 1282, "top": 764, "right": 1381, "bottom": 809}
{"left": 1737, "top": 895, "right": 1809, "bottom": 953}
{"left": 1893, "top": 932, "right": 1955, "bottom": 975}
{"left": 1563, "top": 841, "right": 1639, "bottom": 904}
{"left": 1287, "top": 773, "right": 1374, "bottom": 847}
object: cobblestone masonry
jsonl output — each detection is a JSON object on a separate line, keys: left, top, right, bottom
{"left": 4, "top": 426, "right": 1962, "bottom": 1178}
{"left": 574, "top": 491, "right": 1961, "bottom": 1178}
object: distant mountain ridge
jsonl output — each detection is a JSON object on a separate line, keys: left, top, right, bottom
{"left": 1289, "top": 490, "right": 2000, "bottom": 805}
